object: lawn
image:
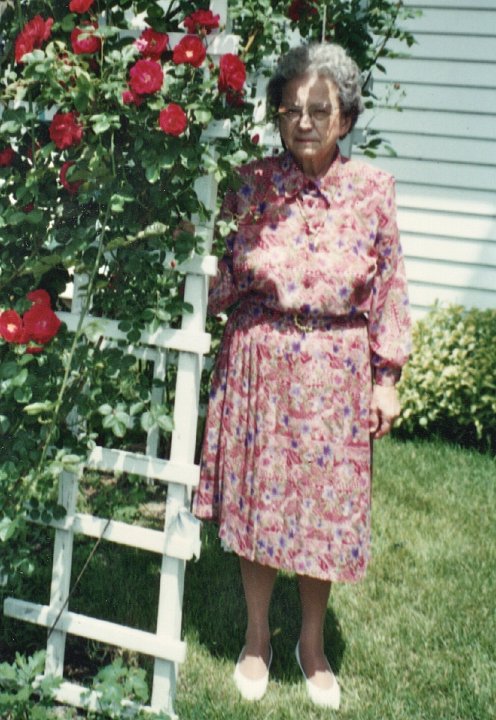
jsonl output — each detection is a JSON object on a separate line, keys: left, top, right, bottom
{"left": 176, "top": 437, "right": 495, "bottom": 720}
{"left": 2, "top": 436, "right": 495, "bottom": 719}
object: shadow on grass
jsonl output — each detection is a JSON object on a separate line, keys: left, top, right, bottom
{"left": 182, "top": 523, "right": 346, "bottom": 682}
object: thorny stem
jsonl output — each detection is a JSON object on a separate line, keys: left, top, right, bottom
{"left": 362, "top": 2, "right": 401, "bottom": 90}
{"left": 32, "top": 199, "right": 113, "bottom": 485}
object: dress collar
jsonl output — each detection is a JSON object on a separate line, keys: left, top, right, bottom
{"left": 274, "top": 150, "right": 345, "bottom": 205}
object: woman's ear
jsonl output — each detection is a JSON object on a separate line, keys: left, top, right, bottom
{"left": 339, "top": 115, "right": 352, "bottom": 139}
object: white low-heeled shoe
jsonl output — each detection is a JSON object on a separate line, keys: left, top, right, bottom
{"left": 295, "top": 641, "right": 340, "bottom": 709}
{"left": 233, "top": 645, "right": 273, "bottom": 701}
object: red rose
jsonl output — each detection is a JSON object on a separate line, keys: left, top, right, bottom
{"left": 69, "top": 0, "right": 95, "bottom": 13}
{"left": 183, "top": 9, "right": 220, "bottom": 35}
{"left": 135, "top": 29, "right": 169, "bottom": 60}
{"left": 158, "top": 104, "right": 188, "bottom": 136}
{"left": 0, "top": 147, "right": 15, "bottom": 166}
{"left": 22, "top": 203, "right": 35, "bottom": 213}
{"left": 172, "top": 35, "right": 206, "bottom": 68}
{"left": 129, "top": 59, "right": 164, "bottom": 95}
{"left": 27, "top": 289, "right": 52, "bottom": 307}
{"left": 122, "top": 86, "right": 144, "bottom": 106}
{"left": 218, "top": 53, "right": 246, "bottom": 94}
{"left": 49, "top": 112, "right": 83, "bottom": 149}
{"left": 60, "top": 161, "right": 83, "bottom": 194}
{"left": 15, "top": 15, "right": 54, "bottom": 64}
{"left": 288, "top": 0, "right": 318, "bottom": 22}
{"left": 23, "top": 304, "right": 61, "bottom": 344}
{"left": 0, "top": 310, "right": 25, "bottom": 343}
{"left": 71, "top": 24, "right": 101, "bottom": 54}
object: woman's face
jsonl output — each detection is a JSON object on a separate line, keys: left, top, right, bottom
{"left": 278, "top": 72, "right": 351, "bottom": 177}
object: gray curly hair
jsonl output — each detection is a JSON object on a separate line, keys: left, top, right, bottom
{"left": 267, "top": 43, "right": 364, "bottom": 132}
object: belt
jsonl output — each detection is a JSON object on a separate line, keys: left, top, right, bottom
{"left": 292, "top": 312, "right": 367, "bottom": 332}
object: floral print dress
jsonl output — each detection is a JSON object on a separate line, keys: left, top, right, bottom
{"left": 193, "top": 151, "right": 411, "bottom": 582}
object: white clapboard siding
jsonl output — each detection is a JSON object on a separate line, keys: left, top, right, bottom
{"left": 379, "top": 59, "right": 495, "bottom": 89}
{"left": 401, "top": 8, "right": 496, "bottom": 34}
{"left": 397, "top": 184, "right": 495, "bottom": 216}
{"left": 359, "top": 0, "right": 496, "bottom": 318}
{"left": 408, "top": 283, "right": 495, "bottom": 311}
{"left": 397, "top": 209, "right": 496, "bottom": 243}
{"left": 411, "top": 0, "right": 495, "bottom": 8}
{"left": 374, "top": 131, "right": 495, "bottom": 166}
{"left": 371, "top": 156, "right": 495, "bottom": 192}
{"left": 363, "top": 108, "right": 495, "bottom": 142}
{"left": 387, "top": 34, "right": 496, "bottom": 62}
{"left": 402, "top": 235, "right": 496, "bottom": 267}
{"left": 373, "top": 80, "right": 496, "bottom": 115}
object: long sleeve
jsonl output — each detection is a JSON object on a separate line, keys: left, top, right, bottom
{"left": 368, "top": 176, "right": 412, "bottom": 386}
{"left": 207, "top": 187, "right": 240, "bottom": 316}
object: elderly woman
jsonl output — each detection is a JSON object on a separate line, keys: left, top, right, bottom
{"left": 193, "top": 43, "right": 411, "bottom": 708}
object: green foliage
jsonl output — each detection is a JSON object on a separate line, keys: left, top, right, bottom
{"left": 396, "top": 304, "right": 496, "bottom": 451}
{"left": 0, "top": 651, "right": 64, "bottom": 719}
{"left": 84, "top": 658, "right": 168, "bottom": 719}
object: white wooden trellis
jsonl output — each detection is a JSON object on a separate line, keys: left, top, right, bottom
{"left": 3, "top": 2, "right": 238, "bottom": 717}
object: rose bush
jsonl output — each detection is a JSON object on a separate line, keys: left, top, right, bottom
{"left": 0, "top": 0, "right": 417, "bottom": 700}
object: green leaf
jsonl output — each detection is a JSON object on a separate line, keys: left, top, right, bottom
{"left": 0, "top": 516, "right": 18, "bottom": 542}
{"left": 23, "top": 401, "right": 53, "bottom": 416}
{"left": 90, "top": 114, "right": 121, "bottom": 135}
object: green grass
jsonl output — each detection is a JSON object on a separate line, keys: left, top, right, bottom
{"left": 176, "top": 437, "right": 495, "bottom": 720}
{"left": 2, "top": 437, "right": 495, "bottom": 719}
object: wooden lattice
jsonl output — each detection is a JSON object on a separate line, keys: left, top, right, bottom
{"left": 3, "top": 2, "right": 236, "bottom": 717}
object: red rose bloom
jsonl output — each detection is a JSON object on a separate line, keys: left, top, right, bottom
{"left": 135, "top": 29, "right": 169, "bottom": 60}
{"left": 60, "top": 161, "right": 83, "bottom": 194}
{"left": 158, "top": 104, "right": 188, "bottom": 136}
{"left": 218, "top": 53, "right": 246, "bottom": 93}
{"left": 23, "top": 304, "right": 61, "bottom": 344}
{"left": 15, "top": 15, "right": 54, "bottom": 64}
{"left": 0, "top": 310, "right": 25, "bottom": 343}
{"left": 71, "top": 24, "right": 101, "bottom": 54}
{"left": 49, "top": 112, "right": 83, "bottom": 149}
{"left": 69, "top": 0, "right": 95, "bottom": 13}
{"left": 129, "top": 59, "right": 164, "bottom": 95}
{"left": 27, "top": 289, "right": 51, "bottom": 307}
{"left": 122, "top": 86, "right": 144, "bottom": 106}
{"left": 183, "top": 9, "right": 220, "bottom": 35}
{"left": 0, "top": 147, "right": 15, "bottom": 166}
{"left": 288, "top": 0, "right": 318, "bottom": 22}
{"left": 172, "top": 35, "right": 206, "bottom": 68}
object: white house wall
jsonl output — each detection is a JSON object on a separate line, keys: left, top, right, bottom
{"left": 357, "top": 0, "right": 496, "bottom": 320}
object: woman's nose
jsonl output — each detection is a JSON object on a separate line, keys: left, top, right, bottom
{"left": 298, "top": 111, "right": 313, "bottom": 129}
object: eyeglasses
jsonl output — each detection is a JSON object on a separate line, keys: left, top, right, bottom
{"left": 277, "top": 104, "right": 335, "bottom": 124}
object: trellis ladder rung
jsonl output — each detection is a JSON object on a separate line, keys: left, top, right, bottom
{"left": 87, "top": 446, "right": 200, "bottom": 486}
{"left": 57, "top": 312, "right": 211, "bottom": 354}
{"left": 164, "top": 252, "right": 218, "bottom": 275}
{"left": 30, "top": 512, "right": 199, "bottom": 561}
{"left": 4, "top": 598, "right": 186, "bottom": 663}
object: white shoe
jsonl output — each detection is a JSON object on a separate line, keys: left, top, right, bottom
{"left": 233, "top": 645, "right": 273, "bottom": 701}
{"left": 295, "top": 641, "right": 340, "bottom": 709}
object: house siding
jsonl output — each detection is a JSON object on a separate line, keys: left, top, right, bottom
{"left": 357, "top": 0, "right": 496, "bottom": 320}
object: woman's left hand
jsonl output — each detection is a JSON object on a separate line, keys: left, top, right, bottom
{"left": 369, "top": 385, "right": 401, "bottom": 439}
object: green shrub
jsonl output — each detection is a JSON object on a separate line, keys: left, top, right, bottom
{"left": 396, "top": 304, "right": 496, "bottom": 451}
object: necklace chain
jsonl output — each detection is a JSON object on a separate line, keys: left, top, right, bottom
{"left": 295, "top": 194, "right": 325, "bottom": 248}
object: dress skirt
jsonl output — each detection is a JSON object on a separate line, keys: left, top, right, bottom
{"left": 194, "top": 301, "right": 373, "bottom": 583}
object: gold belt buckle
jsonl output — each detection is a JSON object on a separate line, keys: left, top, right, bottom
{"left": 293, "top": 313, "right": 316, "bottom": 332}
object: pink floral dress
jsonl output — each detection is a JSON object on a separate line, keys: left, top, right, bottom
{"left": 193, "top": 151, "right": 411, "bottom": 582}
